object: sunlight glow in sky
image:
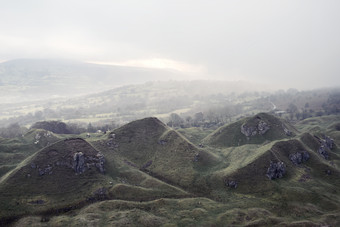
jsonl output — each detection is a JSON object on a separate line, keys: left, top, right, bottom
{"left": 1, "top": 0, "right": 339, "bottom": 89}
{"left": 88, "top": 58, "right": 206, "bottom": 74}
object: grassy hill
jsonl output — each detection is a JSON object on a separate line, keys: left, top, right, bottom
{"left": 90, "top": 117, "right": 221, "bottom": 193}
{"left": 0, "top": 138, "right": 110, "bottom": 220}
{"left": 0, "top": 128, "right": 64, "bottom": 178}
{"left": 204, "top": 112, "right": 297, "bottom": 148}
{"left": 0, "top": 114, "right": 339, "bottom": 226}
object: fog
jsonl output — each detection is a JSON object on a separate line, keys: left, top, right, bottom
{"left": 1, "top": 0, "right": 340, "bottom": 89}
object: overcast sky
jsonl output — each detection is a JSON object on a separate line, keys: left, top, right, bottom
{"left": 1, "top": 0, "right": 339, "bottom": 89}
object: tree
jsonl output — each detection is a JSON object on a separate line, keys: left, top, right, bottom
{"left": 167, "top": 113, "right": 184, "bottom": 128}
{"left": 0, "top": 123, "right": 27, "bottom": 138}
{"left": 87, "top": 123, "right": 96, "bottom": 133}
{"left": 193, "top": 112, "right": 204, "bottom": 126}
{"left": 287, "top": 103, "right": 298, "bottom": 113}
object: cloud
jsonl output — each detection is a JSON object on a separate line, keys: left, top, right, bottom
{"left": 0, "top": 0, "right": 339, "bottom": 89}
{"left": 89, "top": 58, "right": 206, "bottom": 74}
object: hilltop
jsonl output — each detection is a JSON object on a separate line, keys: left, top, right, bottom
{"left": 91, "top": 117, "right": 220, "bottom": 192}
{"left": 204, "top": 112, "right": 297, "bottom": 147}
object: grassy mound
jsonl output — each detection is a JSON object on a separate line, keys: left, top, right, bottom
{"left": 0, "top": 138, "right": 109, "bottom": 220}
{"left": 204, "top": 112, "right": 297, "bottom": 148}
{"left": 1, "top": 115, "right": 340, "bottom": 226}
{"left": 93, "top": 117, "right": 220, "bottom": 192}
{"left": 0, "top": 129, "right": 63, "bottom": 178}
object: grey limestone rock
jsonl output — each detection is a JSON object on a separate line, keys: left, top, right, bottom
{"left": 241, "top": 124, "right": 257, "bottom": 137}
{"left": 315, "top": 135, "right": 334, "bottom": 159}
{"left": 283, "top": 125, "right": 292, "bottom": 136}
{"left": 289, "top": 150, "right": 310, "bottom": 165}
{"left": 241, "top": 120, "right": 270, "bottom": 138}
{"left": 323, "top": 136, "right": 334, "bottom": 150}
{"left": 73, "top": 152, "right": 85, "bottom": 174}
{"left": 95, "top": 152, "right": 105, "bottom": 173}
{"left": 257, "top": 120, "right": 270, "bottom": 135}
{"left": 318, "top": 145, "right": 329, "bottom": 159}
{"left": 225, "top": 180, "right": 238, "bottom": 189}
{"left": 266, "top": 161, "right": 286, "bottom": 180}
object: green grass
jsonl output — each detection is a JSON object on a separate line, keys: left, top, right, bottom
{"left": 1, "top": 115, "right": 340, "bottom": 226}
{"left": 176, "top": 127, "right": 214, "bottom": 146}
{"left": 203, "top": 112, "right": 297, "bottom": 148}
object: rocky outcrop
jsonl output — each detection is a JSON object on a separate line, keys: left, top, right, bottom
{"left": 257, "top": 121, "right": 270, "bottom": 135}
{"left": 241, "top": 124, "right": 257, "bottom": 137}
{"left": 241, "top": 120, "right": 270, "bottom": 138}
{"left": 30, "top": 163, "right": 53, "bottom": 176}
{"left": 95, "top": 153, "right": 105, "bottom": 173}
{"left": 266, "top": 161, "right": 286, "bottom": 180}
{"left": 225, "top": 180, "right": 238, "bottom": 189}
{"left": 282, "top": 125, "right": 292, "bottom": 136}
{"left": 141, "top": 160, "right": 153, "bottom": 170}
{"left": 38, "top": 165, "right": 53, "bottom": 176}
{"left": 323, "top": 136, "right": 334, "bottom": 149}
{"left": 106, "top": 134, "right": 119, "bottom": 149}
{"left": 158, "top": 140, "right": 167, "bottom": 145}
{"left": 316, "top": 135, "right": 334, "bottom": 159}
{"left": 193, "top": 153, "right": 200, "bottom": 162}
{"left": 318, "top": 145, "right": 329, "bottom": 159}
{"left": 289, "top": 151, "right": 310, "bottom": 165}
{"left": 73, "top": 152, "right": 85, "bottom": 174}
{"left": 30, "top": 150, "right": 105, "bottom": 176}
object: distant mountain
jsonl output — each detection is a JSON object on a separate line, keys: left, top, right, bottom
{"left": 0, "top": 59, "right": 186, "bottom": 102}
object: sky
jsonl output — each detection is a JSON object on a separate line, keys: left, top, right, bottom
{"left": 0, "top": 0, "right": 340, "bottom": 89}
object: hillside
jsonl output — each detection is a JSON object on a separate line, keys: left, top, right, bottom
{"left": 0, "top": 138, "right": 110, "bottom": 220}
{"left": 0, "top": 128, "right": 63, "bottom": 179}
{"left": 0, "top": 114, "right": 339, "bottom": 226}
{"left": 91, "top": 117, "right": 221, "bottom": 193}
{"left": 204, "top": 112, "right": 297, "bottom": 147}
{"left": 0, "top": 59, "right": 185, "bottom": 103}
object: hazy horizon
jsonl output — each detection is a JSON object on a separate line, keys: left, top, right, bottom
{"left": 1, "top": 0, "right": 340, "bottom": 90}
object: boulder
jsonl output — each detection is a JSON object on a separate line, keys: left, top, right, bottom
{"left": 266, "top": 161, "right": 286, "bottom": 180}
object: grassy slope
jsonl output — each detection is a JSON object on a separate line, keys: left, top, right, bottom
{"left": 0, "top": 118, "right": 205, "bottom": 223}
{"left": 2, "top": 114, "right": 340, "bottom": 226}
{"left": 0, "top": 139, "right": 112, "bottom": 220}
{"left": 203, "top": 112, "right": 297, "bottom": 148}
{"left": 90, "top": 117, "right": 221, "bottom": 194}
{"left": 0, "top": 129, "right": 65, "bottom": 178}
{"left": 176, "top": 127, "right": 214, "bottom": 146}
